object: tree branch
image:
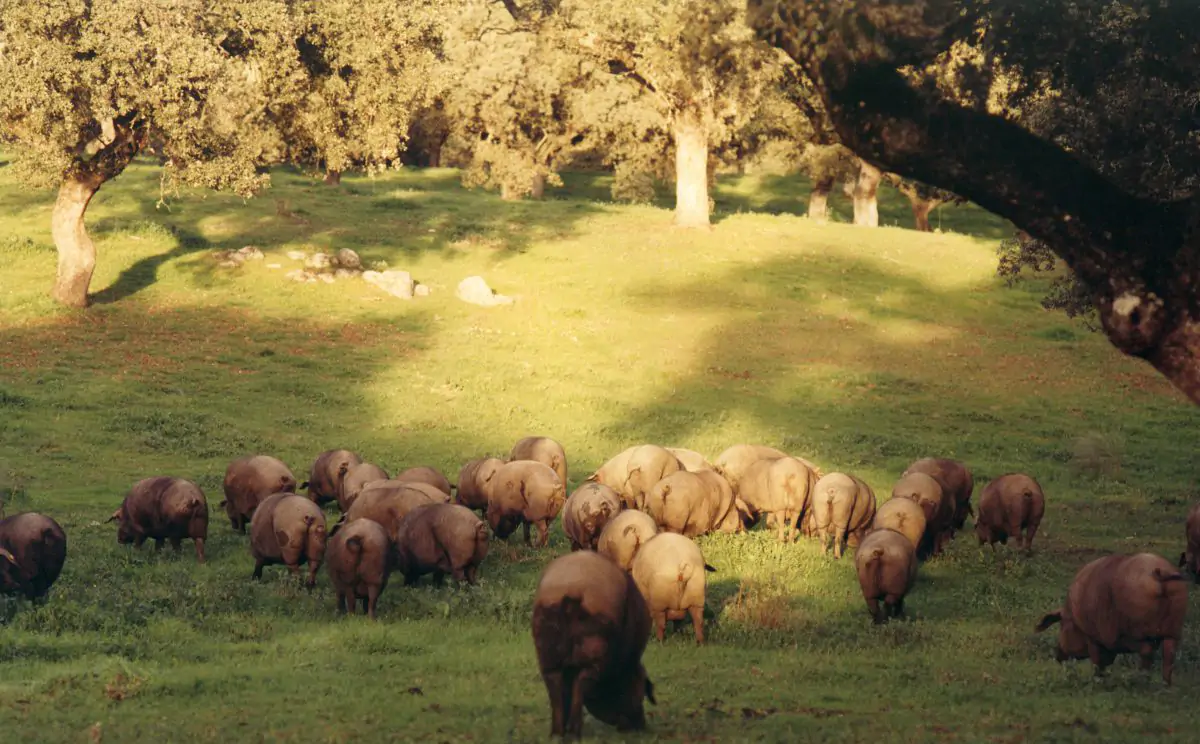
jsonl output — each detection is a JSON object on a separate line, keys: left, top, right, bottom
{"left": 825, "top": 64, "right": 1192, "bottom": 284}
{"left": 749, "top": 0, "right": 1200, "bottom": 404}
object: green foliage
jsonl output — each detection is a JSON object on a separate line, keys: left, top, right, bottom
{"left": 0, "top": 0, "right": 301, "bottom": 195}
{"left": 961, "top": 1, "right": 1200, "bottom": 200}
{"left": 562, "top": 0, "right": 790, "bottom": 188}
{"left": 285, "top": 0, "right": 446, "bottom": 176}
{"left": 997, "top": 232, "right": 1097, "bottom": 328}
{"left": 442, "top": 2, "right": 592, "bottom": 197}
{"left": 2, "top": 163, "right": 1200, "bottom": 740}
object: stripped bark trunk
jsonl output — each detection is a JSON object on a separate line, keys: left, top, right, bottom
{"left": 323, "top": 169, "right": 342, "bottom": 186}
{"left": 49, "top": 117, "right": 143, "bottom": 307}
{"left": 906, "top": 191, "right": 940, "bottom": 232}
{"left": 50, "top": 175, "right": 104, "bottom": 307}
{"left": 851, "top": 161, "right": 881, "bottom": 227}
{"left": 530, "top": 173, "right": 546, "bottom": 199}
{"left": 673, "top": 109, "right": 710, "bottom": 228}
{"left": 808, "top": 175, "right": 834, "bottom": 222}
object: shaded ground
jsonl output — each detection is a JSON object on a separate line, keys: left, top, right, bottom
{"left": 1, "top": 163, "right": 1198, "bottom": 742}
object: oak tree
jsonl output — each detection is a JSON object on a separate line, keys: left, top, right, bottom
{"left": 563, "top": 0, "right": 784, "bottom": 227}
{"left": 0, "top": 0, "right": 303, "bottom": 307}
{"left": 285, "top": 0, "right": 445, "bottom": 186}
{"left": 749, "top": 0, "right": 1200, "bottom": 404}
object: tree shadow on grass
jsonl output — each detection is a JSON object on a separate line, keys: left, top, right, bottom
{"left": 5, "top": 159, "right": 613, "bottom": 307}
{"left": 712, "top": 171, "right": 1014, "bottom": 242}
{"left": 604, "top": 249, "right": 1200, "bottom": 492}
{"left": 89, "top": 226, "right": 213, "bottom": 305}
{"left": 0, "top": 301, "right": 559, "bottom": 636}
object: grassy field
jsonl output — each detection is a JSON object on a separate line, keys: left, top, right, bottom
{"left": 1, "top": 159, "right": 1199, "bottom": 742}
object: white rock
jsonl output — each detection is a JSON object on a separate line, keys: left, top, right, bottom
{"left": 236, "top": 245, "right": 264, "bottom": 260}
{"left": 334, "top": 268, "right": 360, "bottom": 279}
{"left": 456, "top": 276, "right": 513, "bottom": 307}
{"left": 306, "top": 252, "right": 332, "bottom": 270}
{"left": 286, "top": 250, "right": 307, "bottom": 261}
{"left": 285, "top": 269, "right": 317, "bottom": 283}
{"left": 266, "top": 263, "right": 282, "bottom": 269}
{"left": 335, "top": 248, "right": 362, "bottom": 269}
{"left": 414, "top": 283, "right": 430, "bottom": 297}
{"left": 363, "top": 269, "right": 413, "bottom": 300}
{"left": 319, "top": 273, "right": 336, "bottom": 284}
{"left": 219, "top": 260, "right": 239, "bottom": 268}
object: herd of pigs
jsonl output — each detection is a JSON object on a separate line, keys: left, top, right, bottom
{"left": 0, "top": 436, "right": 1195, "bottom": 737}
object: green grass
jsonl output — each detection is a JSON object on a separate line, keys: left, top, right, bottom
{"left": 2, "top": 159, "right": 1200, "bottom": 742}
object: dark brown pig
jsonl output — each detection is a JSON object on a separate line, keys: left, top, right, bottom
{"left": 854, "top": 527, "right": 917, "bottom": 624}
{"left": 809, "top": 473, "right": 877, "bottom": 558}
{"left": 249, "top": 493, "right": 327, "bottom": 588}
{"left": 306, "top": 449, "right": 363, "bottom": 506}
{"left": 532, "top": 551, "right": 657, "bottom": 738}
{"left": 394, "top": 466, "right": 453, "bottom": 497}
{"left": 109, "top": 476, "right": 208, "bottom": 562}
{"left": 333, "top": 482, "right": 446, "bottom": 540}
{"left": 456, "top": 457, "right": 504, "bottom": 513}
{"left": 0, "top": 512, "right": 67, "bottom": 602}
{"left": 562, "top": 483, "right": 622, "bottom": 551}
{"left": 903, "top": 457, "right": 975, "bottom": 532}
{"left": 487, "top": 460, "right": 567, "bottom": 547}
{"left": 597, "top": 510, "right": 658, "bottom": 572}
{"left": 1036, "top": 553, "right": 1187, "bottom": 684}
{"left": 338, "top": 462, "right": 391, "bottom": 512}
{"left": 511, "top": 436, "right": 569, "bottom": 488}
{"left": 976, "top": 473, "right": 1046, "bottom": 554}
{"left": 325, "top": 517, "right": 391, "bottom": 619}
{"left": 222, "top": 455, "right": 297, "bottom": 533}
{"left": 393, "top": 503, "right": 489, "bottom": 585}
{"left": 890, "top": 472, "right": 953, "bottom": 559}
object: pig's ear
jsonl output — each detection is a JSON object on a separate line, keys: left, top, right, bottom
{"left": 644, "top": 677, "right": 657, "bottom": 706}
{"left": 1034, "top": 611, "right": 1062, "bottom": 633}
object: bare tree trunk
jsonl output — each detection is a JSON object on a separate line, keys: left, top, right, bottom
{"left": 500, "top": 181, "right": 521, "bottom": 201}
{"left": 851, "top": 161, "right": 881, "bottom": 227}
{"left": 50, "top": 174, "right": 104, "bottom": 307}
{"left": 808, "top": 175, "right": 834, "bottom": 222}
{"left": 530, "top": 173, "right": 546, "bottom": 199}
{"left": 673, "top": 109, "right": 710, "bottom": 228}
{"left": 323, "top": 169, "right": 342, "bottom": 186}
{"left": 908, "top": 193, "right": 939, "bottom": 232}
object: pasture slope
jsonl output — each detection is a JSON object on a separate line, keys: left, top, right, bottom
{"left": 2, "top": 160, "right": 1199, "bottom": 742}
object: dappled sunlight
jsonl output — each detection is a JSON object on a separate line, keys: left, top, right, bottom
{"left": 5, "top": 165, "right": 1200, "bottom": 741}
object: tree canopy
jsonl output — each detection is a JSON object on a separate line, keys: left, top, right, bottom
{"left": 0, "top": 0, "right": 447, "bottom": 306}
{"left": 748, "top": 0, "right": 1200, "bottom": 404}
{"left": 285, "top": 0, "right": 445, "bottom": 183}
{"left": 561, "top": 0, "right": 786, "bottom": 227}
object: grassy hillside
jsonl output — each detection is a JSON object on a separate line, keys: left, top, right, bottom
{"left": 1, "top": 160, "right": 1198, "bottom": 742}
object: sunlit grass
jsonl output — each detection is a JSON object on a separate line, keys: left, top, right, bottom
{"left": 1, "top": 158, "right": 1199, "bottom": 741}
